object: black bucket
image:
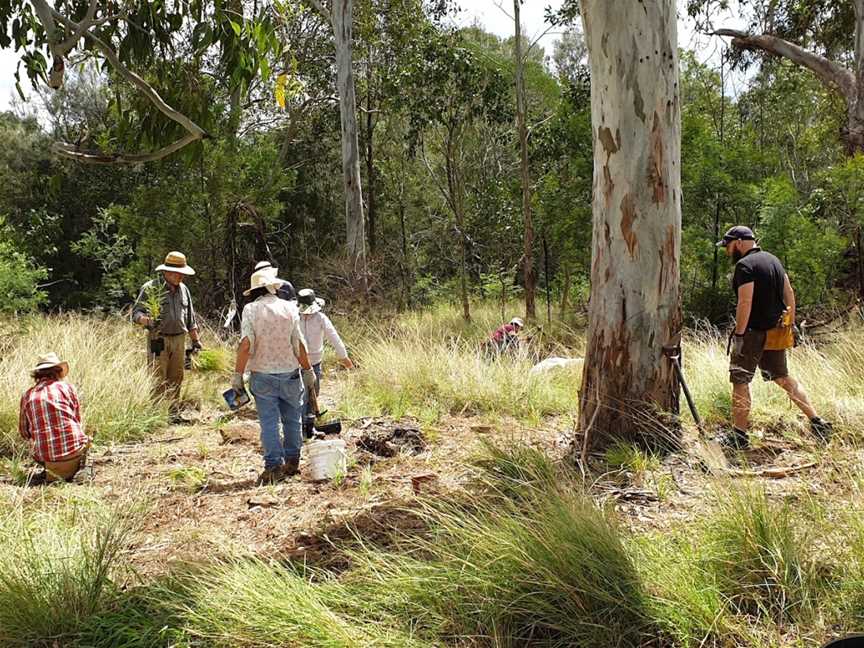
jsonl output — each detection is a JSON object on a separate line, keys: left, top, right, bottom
{"left": 824, "top": 636, "right": 864, "bottom": 648}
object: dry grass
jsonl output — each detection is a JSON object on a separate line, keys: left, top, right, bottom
{"left": 0, "top": 315, "right": 168, "bottom": 454}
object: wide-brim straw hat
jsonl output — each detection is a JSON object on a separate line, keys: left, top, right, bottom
{"left": 297, "top": 288, "right": 325, "bottom": 315}
{"left": 33, "top": 352, "right": 69, "bottom": 377}
{"left": 156, "top": 251, "right": 195, "bottom": 276}
{"left": 254, "top": 260, "right": 279, "bottom": 276}
{"left": 243, "top": 268, "right": 285, "bottom": 296}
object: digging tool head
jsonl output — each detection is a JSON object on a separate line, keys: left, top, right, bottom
{"left": 314, "top": 420, "right": 342, "bottom": 436}
{"left": 694, "top": 438, "right": 730, "bottom": 475}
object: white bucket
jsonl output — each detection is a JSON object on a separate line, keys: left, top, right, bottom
{"left": 306, "top": 439, "right": 347, "bottom": 481}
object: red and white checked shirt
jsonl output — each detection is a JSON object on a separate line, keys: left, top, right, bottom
{"left": 18, "top": 379, "right": 89, "bottom": 462}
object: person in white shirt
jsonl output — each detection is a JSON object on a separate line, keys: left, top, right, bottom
{"left": 232, "top": 270, "right": 316, "bottom": 485}
{"left": 297, "top": 289, "right": 354, "bottom": 419}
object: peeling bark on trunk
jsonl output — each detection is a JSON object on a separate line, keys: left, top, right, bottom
{"left": 514, "top": 0, "right": 536, "bottom": 321}
{"left": 576, "top": 0, "right": 682, "bottom": 456}
{"left": 851, "top": 0, "right": 864, "bottom": 155}
{"left": 331, "top": 0, "right": 368, "bottom": 276}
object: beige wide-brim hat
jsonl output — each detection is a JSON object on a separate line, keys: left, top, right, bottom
{"left": 33, "top": 352, "right": 69, "bottom": 377}
{"left": 254, "top": 260, "right": 279, "bottom": 276}
{"left": 156, "top": 251, "right": 196, "bottom": 276}
{"left": 243, "top": 268, "right": 285, "bottom": 296}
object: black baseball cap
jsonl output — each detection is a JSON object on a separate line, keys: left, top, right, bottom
{"left": 716, "top": 225, "right": 755, "bottom": 247}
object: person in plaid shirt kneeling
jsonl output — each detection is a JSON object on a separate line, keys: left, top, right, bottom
{"left": 19, "top": 353, "right": 91, "bottom": 484}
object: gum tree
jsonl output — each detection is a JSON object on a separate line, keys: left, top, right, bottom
{"left": 3, "top": 0, "right": 277, "bottom": 163}
{"left": 575, "top": 0, "right": 683, "bottom": 456}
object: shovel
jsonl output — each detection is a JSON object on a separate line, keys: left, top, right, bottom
{"left": 304, "top": 374, "right": 342, "bottom": 439}
{"left": 664, "top": 346, "right": 728, "bottom": 474}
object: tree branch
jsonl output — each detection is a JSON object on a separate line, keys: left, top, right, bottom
{"left": 53, "top": 133, "right": 201, "bottom": 164}
{"left": 305, "top": 0, "right": 332, "bottom": 25}
{"left": 714, "top": 28, "right": 856, "bottom": 100}
{"left": 30, "top": 0, "right": 59, "bottom": 51}
{"left": 51, "top": 9, "right": 207, "bottom": 138}
{"left": 55, "top": 0, "right": 99, "bottom": 55}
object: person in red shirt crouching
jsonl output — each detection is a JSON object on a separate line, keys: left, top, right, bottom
{"left": 19, "top": 353, "right": 91, "bottom": 484}
{"left": 482, "top": 317, "right": 524, "bottom": 358}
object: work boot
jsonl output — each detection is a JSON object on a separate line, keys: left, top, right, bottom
{"left": 282, "top": 457, "right": 300, "bottom": 477}
{"left": 256, "top": 467, "right": 284, "bottom": 486}
{"left": 717, "top": 427, "right": 750, "bottom": 451}
{"left": 810, "top": 417, "right": 833, "bottom": 442}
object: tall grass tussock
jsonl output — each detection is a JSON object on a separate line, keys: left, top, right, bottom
{"left": 0, "top": 315, "right": 168, "bottom": 454}
{"left": 0, "top": 499, "right": 137, "bottom": 646}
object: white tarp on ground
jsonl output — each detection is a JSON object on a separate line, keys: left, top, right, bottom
{"left": 529, "top": 357, "right": 583, "bottom": 376}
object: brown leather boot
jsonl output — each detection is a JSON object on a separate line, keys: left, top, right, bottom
{"left": 282, "top": 456, "right": 300, "bottom": 477}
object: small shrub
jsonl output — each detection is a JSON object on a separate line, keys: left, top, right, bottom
{"left": 193, "top": 348, "right": 231, "bottom": 373}
{"left": 167, "top": 466, "right": 207, "bottom": 494}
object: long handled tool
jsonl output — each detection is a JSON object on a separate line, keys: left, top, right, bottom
{"left": 303, "top": 375, "right": 342, "bottom": 438}
{"left": 663, "top": 346, "right": 728, "bottom": 474}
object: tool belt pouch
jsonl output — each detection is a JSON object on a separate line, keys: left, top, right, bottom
{"left": 764, "top": 310, "right": 794, "bottom": 351}
{"left": 150, "top": 337, "right": 165, "bottom": 356}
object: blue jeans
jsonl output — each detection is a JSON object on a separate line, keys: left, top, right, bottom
{"left": 304, "top": 363, "right": 323, "bottom": 417}
{"left": 250, "top": 371, "right": 304, "bottom": 470}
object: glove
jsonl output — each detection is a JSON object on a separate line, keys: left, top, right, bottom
{"left": 301, "top": 368, "right": 317, "bottom": 391}
{"left": 732, "top": 333, "right": 745, "bottom": 357}
{"left": 231, "top": 372, "right": 245, "bottom": 393}
{"left": 191, "top": 340, "right": 203, "bottom": 352}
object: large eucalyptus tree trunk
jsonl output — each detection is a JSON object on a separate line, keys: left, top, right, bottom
{"left": 332, "top": 0, "right": 367, "bottom": 273}
{"left": 576, "top": 0, "right": 682, "bottom": 457}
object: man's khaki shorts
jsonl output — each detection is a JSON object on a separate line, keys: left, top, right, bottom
{"left": 730, "top": 329, "right": 789, "bottom": 384}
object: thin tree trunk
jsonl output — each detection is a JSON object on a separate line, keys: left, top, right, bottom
{"left": 365, "top": 45, "right": 377, "bottom": 254}
{"left": 514, "top": 0, "right": 536, "bottom": 321}
{"left": 560, "top": 263, "right": 572, "bottom": 316}
{"left": 711, "top": 53, "right": 725, "bottom": 293}
{"left": 857, "top": 226, "right": 864, "bottom": 302}
{"left": 577, "top": 0, "right": 683, "bottom": 456}
{"left": 398, "top": 178, "right": 411, "bottom": 308}
{"left": 445, "top": 129, "right": 470, "bottom": 321}
{"left": 543, "top": 234, "right": 552, "bottom": 324}
{"left": 331, "top": 0, "right": 367, "bottom": 276}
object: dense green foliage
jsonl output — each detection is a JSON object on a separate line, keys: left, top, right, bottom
{"left": 0, "top": 3, "right": 859, "bottom": 324}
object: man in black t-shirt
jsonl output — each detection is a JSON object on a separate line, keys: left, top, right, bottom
{"left": 718, "top": 226, "right": 832, "bottom": 448}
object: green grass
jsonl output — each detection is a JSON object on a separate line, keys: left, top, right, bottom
{"left": 2, "top": 305, "right": 864, "bottom": 647}
{"left": 166, "top": 560, "right": 429, "bottom": 648}
{"left": 701, "top": 485, "right": 828, "bottom": 625}
{"left": 193, "top": 347, "right": 231, "bottom": 373}
{"left": 334, "top": 308, "right": 581, "bottom": 424}
{"left": 0, "top": 499, "right": 137, "bottom": 646}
